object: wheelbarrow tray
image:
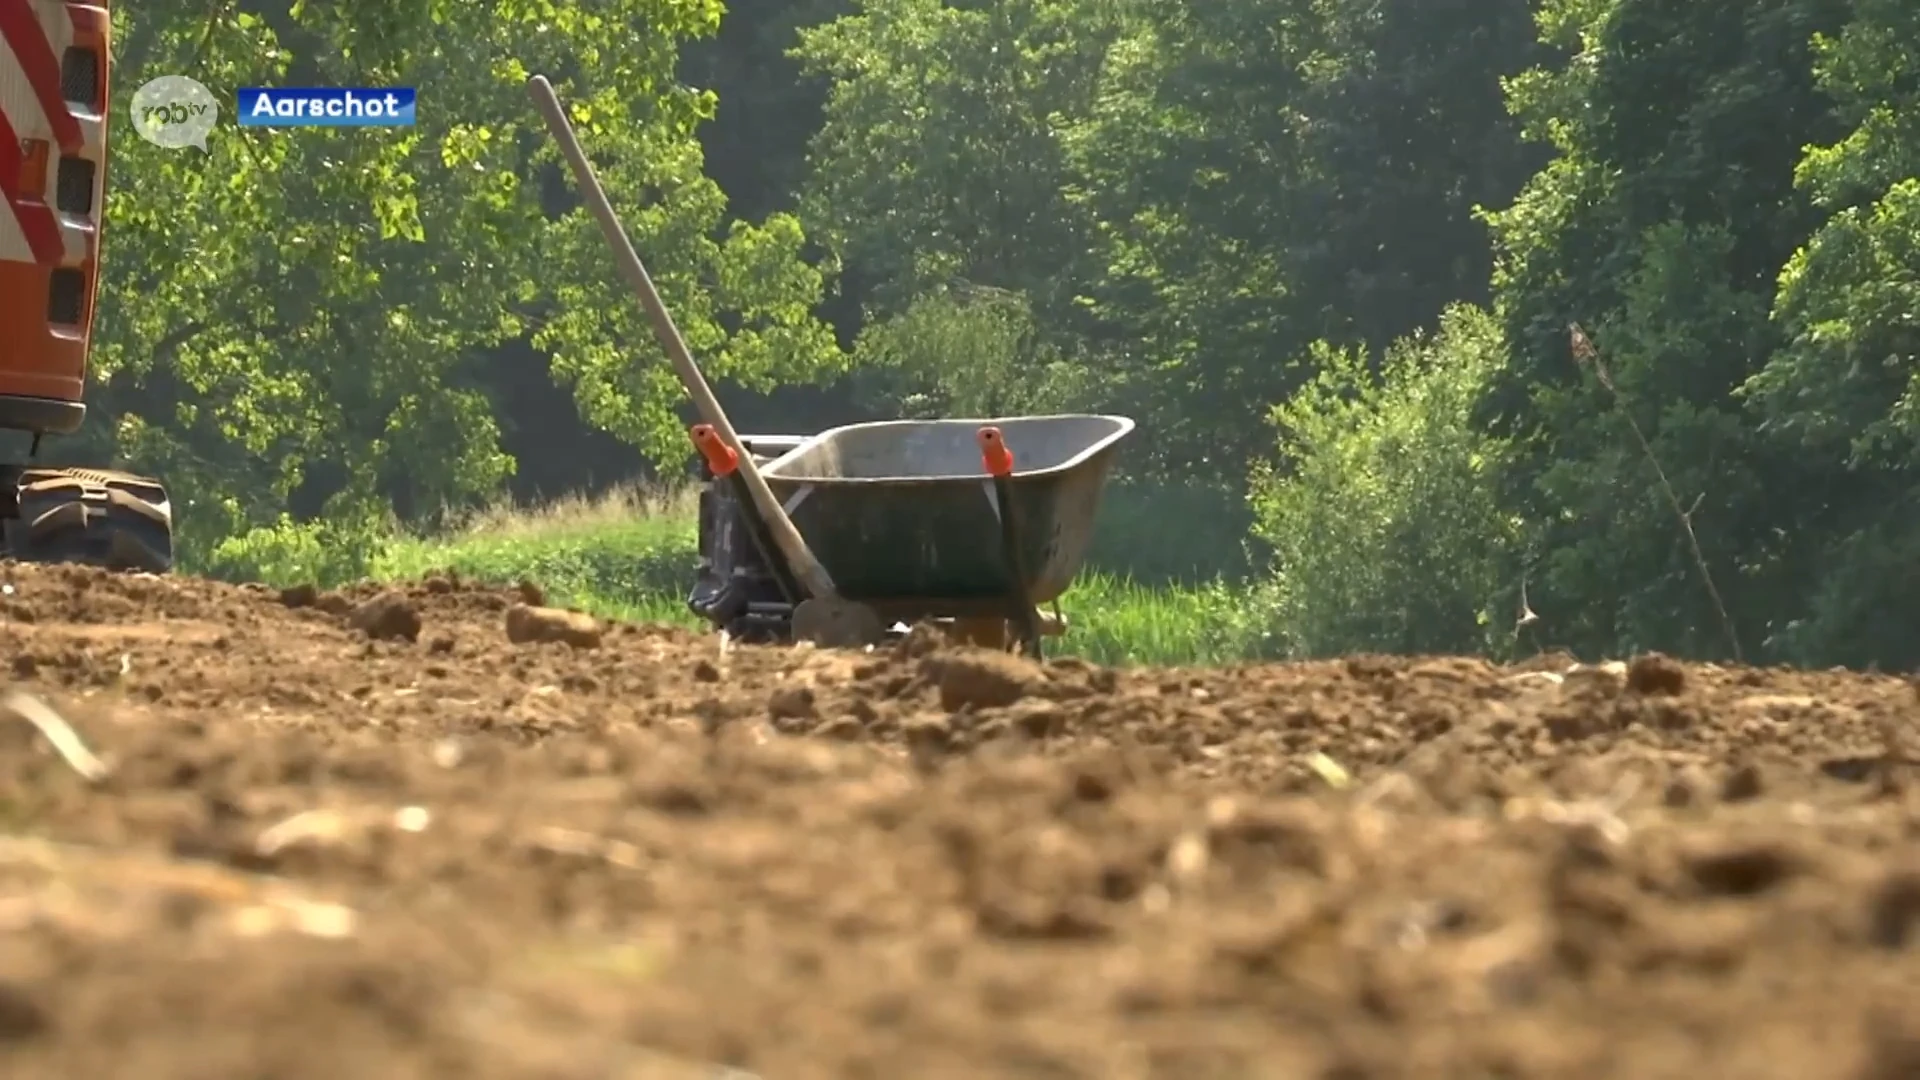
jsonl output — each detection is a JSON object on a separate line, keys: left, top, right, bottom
{"left": 759, "top": 414, "right": 1132, "bottom": 608}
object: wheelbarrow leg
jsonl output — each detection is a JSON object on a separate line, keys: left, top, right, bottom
{"left": 976, "top": 426, "right": 1045, "bottom": 660}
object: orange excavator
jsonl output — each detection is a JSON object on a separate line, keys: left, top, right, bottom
{"left": 0, "top": 0, "right": 171, "bottom": 571}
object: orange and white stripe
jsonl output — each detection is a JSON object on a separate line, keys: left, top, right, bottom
{"left": 0, "top": 0, "right": 105, "bottom": 267}
{"left": 0, "top": 0, "right": 107, "bottom": 412}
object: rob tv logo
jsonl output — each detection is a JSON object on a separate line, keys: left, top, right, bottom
{"left": 237, "top": 86, "right": 417, "bottom": 127}
{"left": 130, "top": 75, "right": 219, "bottom": 150}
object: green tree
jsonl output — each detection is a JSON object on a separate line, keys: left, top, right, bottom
{"left": 793, "top": 0, "right": 1119, "bottom": 312}
{"left": 682, "top": 0, "right": 856, "bottom": 222}
{"left": 1066, "top": 0, "right": 1543, "bottom": 473}
{"left": 847, "top": 285, "right": 1095, "bottom": 417}
{"left": 791, "top": 0, "right": 1125, "bottom": 423}
{"left": 1479, "top": 0, "right": 1850, "bottom": 659}
{"left": 1249, "top": 305, "right": 1521, "bottom": 658}
{"left": 1741, "top": 0, "right": 1920, "bottom": 665}
{"left": 90, "top": 0, "right": 843, "bottom": 581}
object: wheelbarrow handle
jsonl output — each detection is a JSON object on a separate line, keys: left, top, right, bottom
{"left": 690, "top": 425, "right": 801, "bottom": 604}
{"left": 976, "top": 426, "right": 1045, "bottom": 659}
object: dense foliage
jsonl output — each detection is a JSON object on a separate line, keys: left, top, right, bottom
{"left": 96, "top": 0, "right": 842, "bottom": 583}
{"left": 79, "top": 0, "right": 1920, "bottom": 667}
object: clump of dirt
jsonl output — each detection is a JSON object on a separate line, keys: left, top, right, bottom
{"left": 503, "top": 603, "right": 601, "bottom": 648}
{"left": 1627, "top": 651, "right": 1687, "bottom": 695}
{"left": 348, "top": 591, "right": 421, "bottom": 641}
{"left": 0, "top": 561, "right": 1911, "bottom": 1078}
{"left": 924, "top": 648, "right": 1041, "bottom": 710}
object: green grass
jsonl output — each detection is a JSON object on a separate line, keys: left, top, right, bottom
{"left": 373, "top": 485, "right": 699, "bottom": 625}
{"left": 1045, "top": 572, "right": 1264, "bottom": 666}
{"left": 371, "top": 483, "right": 1264, "bottom": 666}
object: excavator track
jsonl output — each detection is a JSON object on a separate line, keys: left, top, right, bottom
{"left": 3, "top": 467, "right": 173, "bottom": 573}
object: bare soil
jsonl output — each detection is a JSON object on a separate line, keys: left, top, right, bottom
{"left": 0, "top": 564, "right": 1916, "bottom": 1078}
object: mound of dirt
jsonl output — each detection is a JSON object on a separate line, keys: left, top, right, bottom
{"left": 0, "top": 563, "right": 1914, "bottom": 1077}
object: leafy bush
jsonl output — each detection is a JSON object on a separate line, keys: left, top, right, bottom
{"left": 1248, "top": 304, "right": 1522, "bottom": 658}
{"left": 197, "top": 514, "right": 389, "bottom": 588}
{"left": 850, "top": 285, "right": 1097, "bottom": 419}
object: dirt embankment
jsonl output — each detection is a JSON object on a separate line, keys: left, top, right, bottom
{"left": 0, "top": 564, "right": 1915, "bottom": 1078}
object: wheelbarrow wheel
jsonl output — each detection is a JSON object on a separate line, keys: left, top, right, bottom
{"left": 791, "top": 597, "right": 885, "bottom": 649}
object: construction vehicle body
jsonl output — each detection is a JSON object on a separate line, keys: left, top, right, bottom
{"left": 686, "top": 415, "right": 1132, "bottom": 648}
{"left": 0, "top": 0, "right": 172, "bottom": 571}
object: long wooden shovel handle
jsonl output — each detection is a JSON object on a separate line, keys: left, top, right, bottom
{"left": 525, "top": 74, "right": 837, "bottom": 600}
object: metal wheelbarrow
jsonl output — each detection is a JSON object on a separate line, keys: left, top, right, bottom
{"left": 686, "top": 413, "right": 1133, "bottom": 651}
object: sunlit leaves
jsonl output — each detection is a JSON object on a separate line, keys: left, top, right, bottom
{"left": 1249, "top": 305, "right": 1521, "bottom": 657}
{"left": 1478, "top": 0, "right": 1874, "bottom": 660}
{"left": 1749, "top": 0, "right": 1920, "bottom": 472}
{"left": 93, "top": 0, "right": 842, "bottom": 573}
{"left": 849, "top": 285, "right": 1093, "bottom": 418}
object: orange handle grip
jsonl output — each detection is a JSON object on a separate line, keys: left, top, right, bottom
{"left": 689, "top": 424, "right": 738, "bottom": 476}
{"left": 976, "top": 426, "right": 1014, "bottom": 477}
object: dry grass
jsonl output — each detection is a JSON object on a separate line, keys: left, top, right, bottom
{"left": 434, "top": 481, "right": 698, "bottom": 541}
